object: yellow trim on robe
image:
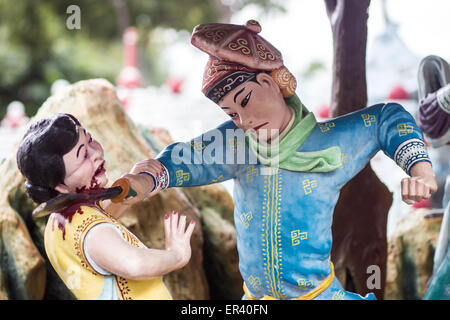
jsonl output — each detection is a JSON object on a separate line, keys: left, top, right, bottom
{"left": 243, "top": 263, "right": 335, "bottom": 300}
{"left": 44, "top": 204, "right": 172, "bottom": 300}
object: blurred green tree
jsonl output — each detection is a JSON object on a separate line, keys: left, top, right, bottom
{"left": 0, "top": 0, "right": 282, "bottom": 118}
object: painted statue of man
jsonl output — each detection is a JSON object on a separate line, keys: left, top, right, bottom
{"left": 142, "top": 20, "right": 437, "bottom": 300}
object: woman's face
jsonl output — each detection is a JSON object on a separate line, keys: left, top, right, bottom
{"left": 55, "top": 126, "right": 107, "bottom": 193}
{"left": 218, "top": 73, "right": 294, "bottom": 141}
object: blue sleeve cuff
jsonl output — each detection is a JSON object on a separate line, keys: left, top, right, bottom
{"left": 393, "top": 138, "right": 431, "bottom": 175}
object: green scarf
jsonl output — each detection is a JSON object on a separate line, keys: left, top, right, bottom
{"left": 245, "top": 94, "right": 342, "bottom": 172}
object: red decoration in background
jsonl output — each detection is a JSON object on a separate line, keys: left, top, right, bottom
{"left": 166, "top": 77, "right": 184, "bottom": 94}
{"left": 1, "top": 101, "right": 28, "bottom": 129}
{"left": 117, "top": 27, "right": 143, "bottom": 89}
{"left": 388, "top": 85, "right": 410, "bottom": 100}
{"left": 117, "top": 66, "right": 143, "bottom": 89}
{"left": 3, "top": 113, "right": 25, "bottom": 128}
{"left": 412, "top": 199, "right": 430, "bottom": 209}
{"left": 116, "top": 27, "right": 143, "bottom": 111}
{"left": 318, "top": 104, "right": 330, "bottom": 119}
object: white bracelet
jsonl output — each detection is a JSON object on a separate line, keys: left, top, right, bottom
{"left": 158, "top": 163, "right": 170, "bottom": 189}
{"left": 393, "top": 138, "right": 431, "bottom": 174}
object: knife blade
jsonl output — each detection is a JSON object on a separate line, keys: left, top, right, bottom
{"left": 32, "top": 178, "right": 136, "bottom": 218}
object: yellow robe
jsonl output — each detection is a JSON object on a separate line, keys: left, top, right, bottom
{"left": 44, "top": 203, "right": 172, "bottom": 300}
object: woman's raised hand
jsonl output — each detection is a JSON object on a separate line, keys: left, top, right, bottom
{"left": 163, "top": 211, "right": 196, "bottom": 269}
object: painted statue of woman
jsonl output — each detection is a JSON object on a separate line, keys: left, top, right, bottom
{"left": 142, "top": 20, "right": 437, "bottom": 300}
{"left": 17, "top": 113, "right": 195, "bottom": 299}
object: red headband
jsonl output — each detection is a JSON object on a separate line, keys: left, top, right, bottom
{"left": 201, "top": 57, "right": 258, "bottom": 103}
{"left": 191, "top": 20, "right": 297, "bottom": 103}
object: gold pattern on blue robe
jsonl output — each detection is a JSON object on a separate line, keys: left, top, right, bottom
{"left": 297, "top": 278, "right": 314, "bottom": 288}
{"left": 261, "top": 169, "right": 286, "bottom": 299}
{"left": 190, "top": 141, "right": 206, "bottom": 153}
{"left": 318, "top": 122, "right": 335, "bottom": 133}
{"left": 175, "top": 170, "right": 190, "bottom": 186}
{"left": 338, "top": 153, "right": 348, "bottom": 169}
{"left": 361, "top": 113, "right": 376, "bottom": 127}
{"left": 228, "top": 137, "right": 242, "bottom": 154}
{"left": 248, "top": 275, "right": 262, "bottom": 292}
{"left": 211, "top": 174, "right": 225, "bottom": 183}
{"left": 240, "top": 211, "right": 253, "bottom": 229}
{"left": 302, "top": 179, "right": 317, "bottom": 195}
{"left": 291, "top": 229, "right": 308, "bottom": 246}
{"left": 246, "top": 165, "right": 259, "bottom": 182}
{"left": 332, "top": 290, "right": 346, "bottom": 300}
{"left": 397, "top": 123, "right": 414, "bottom": 136}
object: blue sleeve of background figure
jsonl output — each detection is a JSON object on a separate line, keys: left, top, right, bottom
{"left": 155, "top": 120, "right": 245, "bottom": 188}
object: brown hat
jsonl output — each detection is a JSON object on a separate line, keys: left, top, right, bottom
{"left": 191, "top": 20, "right": 296, "bottom": 103}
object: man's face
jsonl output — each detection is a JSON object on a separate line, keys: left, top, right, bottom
{"left": 57, "top": 126, "right": 107, "bottom": 193}
{"left": 218, "top": 73, "right": 293, "bottom": 141}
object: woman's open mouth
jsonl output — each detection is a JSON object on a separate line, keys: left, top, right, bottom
{"left": 90, "top": 161, "right": 106, "bottom": 188}
{"left": 94, "top": 161, "right": 106, "bottom": 177}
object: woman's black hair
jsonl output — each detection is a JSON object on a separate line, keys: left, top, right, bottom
{"left": 16, "top": 113, "right": 81, "bottom": 204}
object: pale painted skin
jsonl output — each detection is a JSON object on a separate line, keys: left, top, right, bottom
{"left": 54, "top": 126, "right": 108, "bottom": 193}
{"left": 142, "top": 72, "right": 438, "bottom": 204}
{"left": 219, "top": 72, "right": 295, "bottom": 142}
{"left": 54, "top": 125, "right": 195, "bottom": 280}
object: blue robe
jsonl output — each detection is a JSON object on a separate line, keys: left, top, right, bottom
{"left": 156, "top": 103, "right": 430, "bottom": 300}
